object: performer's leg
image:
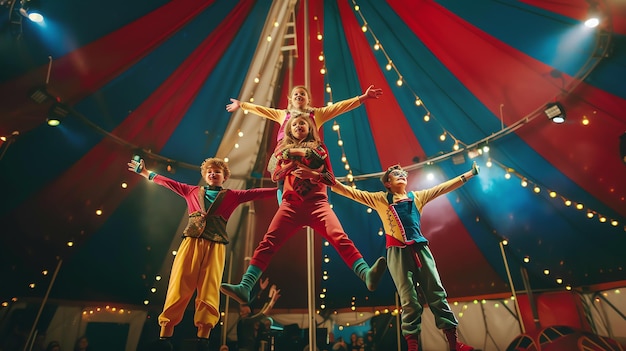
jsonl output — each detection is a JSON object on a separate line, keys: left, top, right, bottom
{"left": 158, "top": 238, "right": 199, "bottom": 338}
{"left": 415, "top": 246, "right": 474, "bottom": 351}
{"left": 195, "top": 241, "right": 225, "bottom": 338}
{"left": 387, "top": 247, "right": 422, "bottom": 338}
{"left": 221, "top": 203, "right": 301, "bottom": 304}
{"left": 414, "top": 245, "right": 457, "bottom": 329}
{"left": 443, "top": 327, "right": 474, "bottom": 351}
{"left": 404, "top": 334, "right": 419, "bottom": 351}
{"left": 352, "top": 258, "right": 387, "bottom": 291}
{"left": 220, "top": 265, "right": 263, "bottom": 305}
{"left": 309, "top": 202, "right": 386, "bottom": 291}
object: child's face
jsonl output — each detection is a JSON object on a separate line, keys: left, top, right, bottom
{"left": 290, "top": 87, "right": 309, "bottom": 109}
{"left": 385, "top": 169, "right": 408, "bottom": 189}
{"left": 204, "top": 166, "right": 226, "bottom": 186}
{"left": 290, "top": 117, "right": 310, "bottom": 141}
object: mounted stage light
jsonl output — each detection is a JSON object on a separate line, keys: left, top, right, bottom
{"left": 19, "top": 0, "right": 44, "bottom": 23}
{"left": 584, "top": 2, "right": 601, "bottom": 28}
{"left": 544, "top": 102, "right": 566, "bottom": 124}
{"left": 29, "top": 86, "right": 52, "bottom": 104}
{"left": 47, "top": 103, "right": 70, "bottom": 127}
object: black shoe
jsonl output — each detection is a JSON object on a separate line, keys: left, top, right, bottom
{"left": 147, "top": 338, "right": 173, "bottom": 351}
{"left": 195, "top": 338, "right": 210, "bottom": 351}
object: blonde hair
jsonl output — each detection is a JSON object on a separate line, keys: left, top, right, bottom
{"left": 275, "top": 115, "right": 321, "bottom": 153}
{"left": 200, "top": 158, "right": 230, "bottom": 180}
{"left": 287, "top": 85, "right": 312, "bottom": 110}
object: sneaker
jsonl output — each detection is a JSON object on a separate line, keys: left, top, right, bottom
{"left": 147, "top": 338, "right": 173, "bottom": 351}
{"left": 455, "top": 342, "right": 475, "bottom": 351}
{"left": 195, "top": 338, "right": 210, "bottom": 351}
{"left": 220, "top": 283, "right": 251, "bottom": 304}
{"left": 404, "top": 334, "right": 419, "bottom": 351}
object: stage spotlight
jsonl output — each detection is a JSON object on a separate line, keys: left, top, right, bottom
{"left": 19, "top": 0, "right": 44, "bottom": 23}
{"left": 544, "top": 102, "right": 566, "bottom": 124}
{"left": 47, "top": 103, "right": 70, "bottom": 127}
{"left": 29, "top": 86, "right": 52, "bottom": 104}
{"left": 584, "top": 2, "right": 600, "bottom": 28}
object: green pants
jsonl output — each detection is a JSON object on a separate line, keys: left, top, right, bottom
{"left": 387, "top": 244, "right": 458, "bottom": 336}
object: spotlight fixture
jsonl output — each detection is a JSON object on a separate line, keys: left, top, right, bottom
{"left": 584, "top": 14, "right": 600, "bottom": 28}
{"left": 29, "top": 86, "right": 52, "bottom": 104}
{"left": 544, "top": 102, "right": 566, "bottom": 124}
{"left": 584, "top": 2, "right": 600, "bottom": 28}
{"left": 19, "top": 0, "right": 43, "bottom": 23}
{"left": 47, "top": 103, "right": 70, "bottom": 127}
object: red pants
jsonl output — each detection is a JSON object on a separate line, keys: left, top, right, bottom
{"left": 250, "top": 199, "right": 362, "bottom": 270}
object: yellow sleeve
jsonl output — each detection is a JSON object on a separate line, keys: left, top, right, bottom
{"left": 312, "top": 96, "right": 361, "bottom": 128}
{"left": 240, "top": 102, "right": 287, "bottom": 125}
{"left": 413, "top": 176, "right": 465, "bottom": 210}
{"left": 331, "top": 181, "right": 383, "bottom": 209}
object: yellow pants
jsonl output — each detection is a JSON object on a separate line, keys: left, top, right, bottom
{"left": 159, "top": 237, "right": 225, "bottom": 338}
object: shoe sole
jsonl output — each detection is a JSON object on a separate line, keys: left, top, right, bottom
{"left": 219, "top": 286, "right": 247, "bottom": 304}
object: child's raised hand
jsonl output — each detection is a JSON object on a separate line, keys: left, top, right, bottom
{"left": 471, "top": 161, "right": 480, "bottom": 175}
{"left": 226, "top": 98, "right": 241, "bottom": 112}
{"left": 128, "top": 157, "right": 145, "bottom": 174}
{"left": 364, "top": 85, "right": 383, "bottom": 99}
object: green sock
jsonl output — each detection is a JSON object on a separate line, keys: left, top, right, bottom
{"left": 241, "top": 264, "right": 262, "bottom": 291}
{"left": 352, "top": 258, "right": 368, "bottom": 281}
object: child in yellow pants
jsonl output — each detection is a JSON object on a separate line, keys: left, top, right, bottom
{"left": 128, "top": 157, "right": 276, "bottom": 351}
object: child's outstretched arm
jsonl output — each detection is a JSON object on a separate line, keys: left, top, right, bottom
{"left": 226, "top": 98, "right": 285, "bottom": 125}
{"left": 314, "top": 85, "right": 383, "bottom": 128}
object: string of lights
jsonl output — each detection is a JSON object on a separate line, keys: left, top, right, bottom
{"left": 315, "top": 1, "right": 622, "bottom": 315}
{"left": 349, "top": 1, "right": 466, "bottom": 152}
{"left": 484, "top": 157, "right": 623, "bottom": 231}
{"left": 1, "top": 10, "right": 621, "bottom": 347}
{"left": 325, "top": 0, "right": 614, "bottom": 184}
{"left": 320, "top": 151, "right": 625, "bottom": 318}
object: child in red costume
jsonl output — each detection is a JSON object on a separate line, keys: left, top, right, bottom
{"left": 128, "top": 157, "right": 276, "bottom": 351}
{"left": 226, "top": 84, "right": 382, "bottom": 200}
{"left": 226, "top": 85, "right": 382, "bottom": 143}
{"left": 220, "top": 115, "right": 387, "bottom": 305}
